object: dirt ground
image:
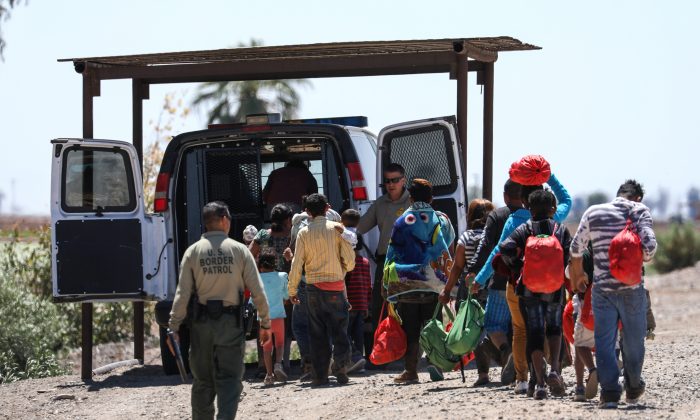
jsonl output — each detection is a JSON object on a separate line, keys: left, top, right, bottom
{"left": 2, "top": 264, "right": 700, "bottom": 419}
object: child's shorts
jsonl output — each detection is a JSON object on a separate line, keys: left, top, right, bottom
{"left": 573, "top": 319, "right": 595, "bottom": 348}
{"left": 484, "top": 290, "right": 511, "bottom": 334}
{"left": 263, "top": 318, "right": 286, "bottom": 352}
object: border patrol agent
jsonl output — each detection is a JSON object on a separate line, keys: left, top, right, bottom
{"left": 169, "top": 201, "right": 271, "bottom": 419}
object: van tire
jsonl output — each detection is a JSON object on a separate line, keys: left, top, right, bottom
{"left": 159, "top": 325, "right": 191, "bottom": 376}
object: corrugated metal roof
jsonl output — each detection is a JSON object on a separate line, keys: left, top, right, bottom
{"left": 59, "top": 37, "right": 540, "bottom": 66}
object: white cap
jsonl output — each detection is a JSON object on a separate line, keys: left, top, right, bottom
{"left": 243, "top": 225, "right": 258, "bottom": 243}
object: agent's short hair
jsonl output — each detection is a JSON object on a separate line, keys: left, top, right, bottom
{"left": 258, "top": 250, "right": 277, "bottom": 270}
{"left": 270, "top": 203, "right": 293, "bottom": 232}
{"left": 504, "top": 179, "right": 522, "bottom": 201}
{"left": 408, "top": 178, "right": 433, "bottom": 203}
{"left": 203, "top": 201, "right": 231, "bottom": 227}
{"left": 305, "top": 193, "right": 328, "bottom": 217}
{"left": 528, "top": 190, "right": 556, "bottom": 219}
{"left": 341, "top": 208, "right": 361, "bottom": 228}
{"left": 616, "top": 179, "right": 645, "bottom": 200}
{"left": 384, "top": 163, "right": 406, "bottom": 176}
{"left": 467, "top": 199, "right": 495, "bottom": 230}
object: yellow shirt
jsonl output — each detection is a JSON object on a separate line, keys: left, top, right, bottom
{"left": 288, "top": 216, "right": 356, "bottom": 297}
{"left": 168, "top": 231, "right": 270, "bottom": 331}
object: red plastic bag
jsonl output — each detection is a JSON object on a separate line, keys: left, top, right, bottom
{"left": 580, "top": 286, "right": 595, "bottom": 330}
{"left": 609, "top": 220, "right": 643, "bottom": 285}
{"left": 369, "top": 302, "right": 406, "bottom": 365}
{"left": 509, "top": 155, "right": 551, "bottom": 186}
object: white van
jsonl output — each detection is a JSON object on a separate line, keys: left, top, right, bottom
{"left": 49, "top": 114, "right": 467, "bottom": 373}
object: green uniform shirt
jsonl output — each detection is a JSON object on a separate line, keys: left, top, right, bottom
{"left": 357, "top": 189, "right": 411, "bottom": 256}
{"left": 169, "top": 231, "right": 271, "bottom": 331}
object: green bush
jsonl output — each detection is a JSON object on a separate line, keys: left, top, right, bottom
{"left": 653, "top": 223, "right": 700, "bottom": 274}
{"left": 0, "top": 227, "right": 156, "bottom": 381}
{"left": 0, "top": 272, "right": 69, "bottom": 383}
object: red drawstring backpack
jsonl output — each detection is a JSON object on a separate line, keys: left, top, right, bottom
{"left": 369, "top": 302, "right": 406, "bottom": 365}
{"left": 522, "top": 222, "right": 565, "bottom": 294}
{"left": 509, "top": 155, "right": 551, "bottom": 186}
{"left": 609, "top": 219, "right": 643, "bottom": 285}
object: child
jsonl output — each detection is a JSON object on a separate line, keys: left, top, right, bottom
{"left": 439, "top": 198, "right": 495, "bottom": 385}
{"left": 566, "top": 245, "right": 598, "bottom": 402}
{"left": 499, "top": 189, "right": 572, "bottom": 400}
{"left": 258, "top": 250, "right": 289, "bottom": 385}
{"left": 341, "top": 209, "right": 372, "bottom": 374}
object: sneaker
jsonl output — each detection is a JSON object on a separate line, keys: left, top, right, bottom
{"left": 573, "top": 384, "right": 586, "bottom": 402}
{"left": 347, "top": 358, "right": 366, "bottom": 374}
{"left": 534, "top": 385, "right": 547, "bottom": 400}
{"left": 263, "top": 373, "right": 275, "bottom": 386}
{"left": 273, "top": 363, "right": 287, "bottom": 382}
{"left": 625, "top": 381, "right": 645, "bottom": 405}
{"left": 393, "top": 370, "right": 419, "bottom": 384}
{"left": 514, "top": 380, "right": 529, "bottom": 395}
{"left": 526, "top": 381, "right": 536, "bottom": 398}
{"left": 473, "top": 376, "right": 490, "bottom": 387}
{"left": 427, "top": 365, "right": 444, "bottom": 382}
{"left": 546, "top": 372, "right": 566, "bottom": 396}
{"left": 598, "top": 400, "right": 618, "bottom": 409}
{"left": 585, "top": 369, "right": 598, "bottom": 400}
{"left": 500, "top": 353, "right": 516, "bottom": 385}
{"left": 335, "top": 371, "right": 350, "bottom": 385}
{"left": 311, "top": 377, "right": 329, "bottom": 387}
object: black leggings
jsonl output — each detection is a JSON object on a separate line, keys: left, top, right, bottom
{"left": 519, "top": 295, "right": 563, "bottom": 358}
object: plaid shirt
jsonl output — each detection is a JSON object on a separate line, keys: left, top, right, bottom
{"left": 345, "top": 255, "right": 371, "bottom": 311}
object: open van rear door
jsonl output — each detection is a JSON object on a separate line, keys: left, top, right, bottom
{"left": 50, "top": 139, "right": 169, "bottom": 302}
{"left": 377, "top": 117, "right": 467, "bottom": 237}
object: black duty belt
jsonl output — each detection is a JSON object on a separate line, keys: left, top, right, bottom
{"left": 222, "top": 305, "right": 240, "bottom": 314}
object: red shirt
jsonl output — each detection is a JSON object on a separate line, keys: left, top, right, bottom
{"left": 345, "top": 256, "right": 371, "bottom": 311}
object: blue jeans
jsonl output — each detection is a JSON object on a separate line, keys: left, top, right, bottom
{"left": 306, "top": 285, "right": 352, "bottom": 379}
{"left": 292, "top": 283, "right": 311, "bottom": 366}
{"left": 592, "top": 285, "right": 647, "bottom": 402}
{"left": 347, "top": 310, "right": 365, "bottom": 361}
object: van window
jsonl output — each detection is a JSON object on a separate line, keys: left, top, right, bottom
{"left": 383, "top": 125, "right": 457, "bottom": 196}
{"left": 61, "top": 147, "right": 136, "bottom": 212}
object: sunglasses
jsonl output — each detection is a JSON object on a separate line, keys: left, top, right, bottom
{"left": 384, "top": 176, "right": 404, "bottom": 184}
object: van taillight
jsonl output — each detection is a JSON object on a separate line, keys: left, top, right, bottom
{"left": 154, "top": 173, "right": 170, "bottom": 212}
{"left": 346, "top": 162, "right": 368, "bottom": 201}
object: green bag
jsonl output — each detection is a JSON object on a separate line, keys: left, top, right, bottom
{"left": 445, "top": 286, "right": 485, "bottom": 355}
{"left": 419, "top": 303, "right": 461, "bottom": 372}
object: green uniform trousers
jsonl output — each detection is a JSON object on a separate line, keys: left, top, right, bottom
{"left": 189, "top": 313, "right": 245, "bottom": 420}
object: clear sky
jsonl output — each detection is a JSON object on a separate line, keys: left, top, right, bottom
{"left": 0, "top": 0, "right": 697, "bottom": 215}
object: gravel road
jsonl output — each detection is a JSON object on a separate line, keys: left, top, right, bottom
{"left": 2, "top": 264, "right": 700, "bottom": 419}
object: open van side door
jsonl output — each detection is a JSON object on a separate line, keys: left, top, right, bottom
{"left": 377, "top": 117, "right": 467, "bottom": 237}
{"left": 50, "top": 139, "right": 169, "bottom": 302}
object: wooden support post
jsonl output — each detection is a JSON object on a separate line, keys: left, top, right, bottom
{"left": 81, "top": 71, "right": 94, "bottom": 382}
{"left": 456, "top": 57, "right": 468, "bottom": 192}
{"left": 482, "top": 62, "right": 494, "bottom": 201}
{"left": 132, "top": 79, "right": 148, "bottom": 363}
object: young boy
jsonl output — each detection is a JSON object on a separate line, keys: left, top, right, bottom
{"left": 258, "top": 250, "right": 289, "bottom": 385}
{"left": 566, "top": 246, "right": 598, "bottom": 402}
{"left": 341, "top": 209, "right": 372, "bottom": 374}
{"left": 499, "top": 189, "right": 572, "bottom": 400}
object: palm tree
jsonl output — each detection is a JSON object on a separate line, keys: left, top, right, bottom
{"left": 192, "top": 39, "right": 312, "bottom": 124}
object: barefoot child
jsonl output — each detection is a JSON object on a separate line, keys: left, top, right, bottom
{"left": 258, "top": 250, "right": 289, "bottom": 385}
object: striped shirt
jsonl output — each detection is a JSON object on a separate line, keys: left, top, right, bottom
{"left": 345, "top": 255, "right": 372, "bottom": 311}
{"left": 457, "top": 228, "right": 484, "bottom": 272}
{"left": 570, "top": 197, "right": 657, "bottom": 292}
{"left": 288, "top": 216, "right": 356, "bottom": 297}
